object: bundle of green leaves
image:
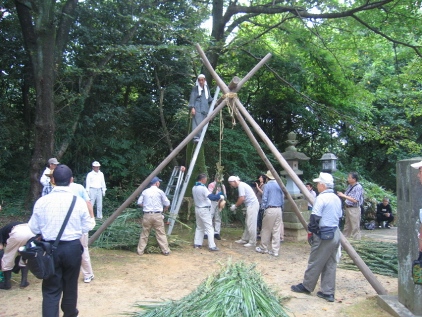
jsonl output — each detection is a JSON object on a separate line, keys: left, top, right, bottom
{"left": 129, "top": 261, "right": 289, "bottom": 317}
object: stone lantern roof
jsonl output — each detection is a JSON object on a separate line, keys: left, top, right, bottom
{"left": 280, "top": 132, "right": 310, "bottom": 175}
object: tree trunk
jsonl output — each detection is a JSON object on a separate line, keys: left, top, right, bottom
{"left": 15, "top": 0, "right": 77, "bottom": 205}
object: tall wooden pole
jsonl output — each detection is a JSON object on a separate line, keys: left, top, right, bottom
{"left": 232, "top": 99, "right": 308, "bottom": 229}
{"left": 88, "top": 99, "right": 228, "bottom": 245}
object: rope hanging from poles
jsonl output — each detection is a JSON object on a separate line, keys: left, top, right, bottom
{"left": 223, "top": 92, "right": 238, "bottom": 127}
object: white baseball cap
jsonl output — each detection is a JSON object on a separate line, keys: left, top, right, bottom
{"left": 313, "top": 172, "right": 334, "bottom": 186}
{"left": 228, "top": 176, "right": 240, "bottom": 182}
{"left": 410, "top": 161, "right": 422, "bottom": 169}
{"left": 92, "top": 161, "right": 101, "bottom": 167}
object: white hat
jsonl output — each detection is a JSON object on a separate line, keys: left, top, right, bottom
{"left": 228, "top": 176, "right": 240, "bottom": 182}
{"left": 92, "top": 161, "right": 101, "bottom": 167}
{"left": 313, "top": 172, "right": 334, "bottom": 186}
{"left": 411, "top": 161, "right": 422, "bottom": 169}
{"left": 48, "top": 158, "right": 60, "bottom": 165}
{"left": 265, "top": 170, "right": 275, "bottom": 180}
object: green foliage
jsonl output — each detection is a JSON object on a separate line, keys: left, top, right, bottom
{"left": 129, "top": 261, "right": 290, "bottom": 317}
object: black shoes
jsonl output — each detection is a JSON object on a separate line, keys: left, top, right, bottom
{"left": 204, "top": 234, "right": 208, "bottom": 239}
{"left": 291, "top": 283, "right": 310, "bottom": 294}
{"left": 214, "top": 234, "right": 221, "bottom": 240}
{"left": 317, "top": 291, "right": 335, "bottom": 302}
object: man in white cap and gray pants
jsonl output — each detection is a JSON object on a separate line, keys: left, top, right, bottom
{"left": 228, "top": 175, "right": 260, "bottom": 247}
{"left": 85, "top": 161, "right": 106, "bottom": 219}
{"left": 291, "top": 172, "right": 342, "bottom": 303}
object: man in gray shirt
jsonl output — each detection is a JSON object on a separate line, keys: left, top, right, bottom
{"left": 291, "top": 172, "right": 342, "bottom": 303}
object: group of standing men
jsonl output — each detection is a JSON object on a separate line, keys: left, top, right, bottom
{"left": 1, "top": 159, "right": 107, "bottom": 316}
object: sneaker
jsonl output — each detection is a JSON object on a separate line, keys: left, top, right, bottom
{"left": 269, "top": 251, "right": 279, "bottom": 257}
{"left": 84, "top": 275, "right": 94, "bottom": 283}
{"left": 194, "top": 244, "right": 202, "bottom": 249}
{"left": 235, "top": 239, "right": 247, "bottom": 244}
{"left": 316, "top": 291, "right": 335, "bottom": 302}
{"left": 209, "top": 247, "right": 219, "bottom": 251}
{"left": 162, "top": 251, "right": 170, "bottom": 256}
{"left": 214, "top": 234, "right": 221, "bottom": 240}
{"left": 204, "top": 234, "right": 208, "bottom": 239}
{"left": 255, "top": 246, "right": 268, "bottom": 254}
{"left": 291, "top": 283, "right": 310, "bottom": 294}
{"left": 385, "top": 224, "right": 391, "bottom": 229}
{"left": 243, "top": 243, "right": 255, "bottom": 247}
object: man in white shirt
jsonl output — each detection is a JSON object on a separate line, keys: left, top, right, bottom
{"left": 228, "top": 176, "right": 260, "bottom": 247}
{"left": 192, "top": 174, "right": 222, "bottom": 251}
{"left": 137, "top": 176, "right": 171, "bottom": 256}
{"left": 29, "top": 164, "right": 95, "bottom": 317}
{"left": 85, "top": 161, "right": 107, "bottom": 219}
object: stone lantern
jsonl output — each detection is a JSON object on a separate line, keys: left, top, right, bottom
{"left": 280, "top": 132, "right": 310, "bottom": 199}
{"left": 318, "top": 153, "right": 338, "bottom": 173}
{"left": 280, "top": 132, "right": 310, "bottom": 241}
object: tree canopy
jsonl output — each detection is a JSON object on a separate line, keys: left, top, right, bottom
{"left": 1, "top": 0, "right": 421, "bottom": 209}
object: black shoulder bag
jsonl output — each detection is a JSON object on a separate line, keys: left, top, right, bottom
{"left": 20, "top": 196, "right": 77, "bottom": 280}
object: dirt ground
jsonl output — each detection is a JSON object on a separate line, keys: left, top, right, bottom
{"left": 0, "top": 227, "right": 397, "bottom": 317}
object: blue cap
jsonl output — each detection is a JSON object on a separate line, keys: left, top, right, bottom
{"left": 53, "top": 164, "right": 73, "bottom": 186}
{"left": 149, "top": 176, "right": 162, "bottom": 186}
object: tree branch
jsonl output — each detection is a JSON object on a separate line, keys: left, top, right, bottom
{"left": 351, "top": 14, "right": 422, "bottom": 57}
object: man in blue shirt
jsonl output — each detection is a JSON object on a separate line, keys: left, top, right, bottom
{"left": 291, "top": 172, "right": 342, "bottom": 303}
{"left": 255, "top": 170, "right": 284, "bottom": 257}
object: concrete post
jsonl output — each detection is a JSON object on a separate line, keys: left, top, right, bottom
{"left": 397, "top": 158, "right": 422, "bottom": 315}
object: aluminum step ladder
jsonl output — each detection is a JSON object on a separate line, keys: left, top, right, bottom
{"left": 164, "top": 166, "right": 185, "bottom": 224}
{"left": 167, "top": 87, "right": 220, "bottom": 235}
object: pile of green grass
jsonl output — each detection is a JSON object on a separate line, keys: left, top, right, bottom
{"left": 128, "top": 261, "right": 289, "bottom": 317}
{"left": 339, "top": 240, "right": 398, "bottom": 277}
{"left": 90, "top": 208, "right": 189, "bottom": 252}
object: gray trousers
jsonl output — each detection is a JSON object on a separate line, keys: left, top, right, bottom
{"left": 210, "top": 201, "right": 221, "bottom": 234}
{"left": 302, "top": 228, "right": 340, "bottom": 295}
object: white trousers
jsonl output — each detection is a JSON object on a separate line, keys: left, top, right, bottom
{"left": 80, "top": 233, "right": 94, "bottom": 278}
{"left": 241, "top": 201, "right": 259, "bottom": 245}
{"left": 194, "top": 207, "right": 216, "bottom": 248}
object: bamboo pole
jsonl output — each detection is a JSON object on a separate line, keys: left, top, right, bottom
{"left": 88, "top": 99, "right": 228, "bottom": 246}
{"left": 233, "top": 100, "right": 308, "bottom": 229}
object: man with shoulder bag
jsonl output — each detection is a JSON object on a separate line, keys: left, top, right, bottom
{"left": 28, "top": 164, "right": 95, "bottom": 317}
{"left": 291, "top": 172, "right": 342, "bottom": 303}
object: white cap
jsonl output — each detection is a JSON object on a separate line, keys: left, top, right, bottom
{"left": 411, "top": 161, "right": 422, "bottom": 169}
{"left": 313, "top": 172, "right": 334, "bottom": 186}
{"left": 198, "top": 74, "right": 206, "bottom": 79}
{"left": 228, "top": 176, "right": 240, "bottom": 182}
{"left": 92, "top": 161, "right": 101, "bottom": 167}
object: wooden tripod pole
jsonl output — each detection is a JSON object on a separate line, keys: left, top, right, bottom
{"left": 232, "top": 100, "right": 308, "bottom": 229}
{"left": 88, "top": 99, "right": 228, "bottom": 246}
